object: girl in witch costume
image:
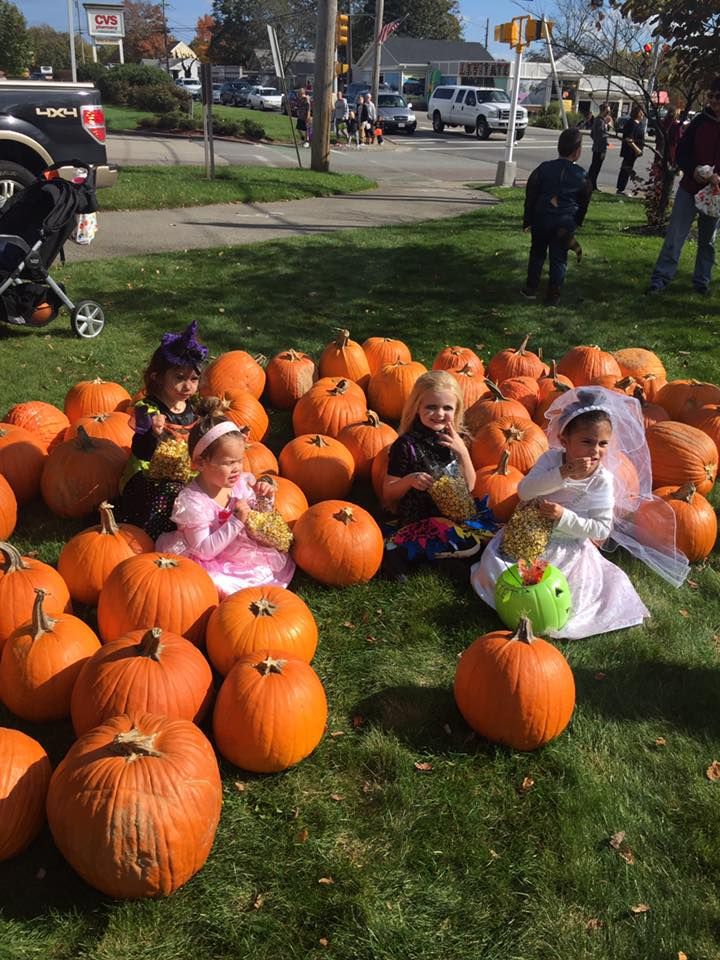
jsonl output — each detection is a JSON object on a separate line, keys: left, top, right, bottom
{"left": 117, "top": 320, "right": 207, "bottom": 539}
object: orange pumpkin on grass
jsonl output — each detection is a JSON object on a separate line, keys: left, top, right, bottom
{"left": 472, "top": 449, "right": 523, "bottom": 523}
{"left": 657, "top": 380, "right": 720, "bottom": 423}
{"left": 556, "top": 345, "right": 621, "bottom": 387}
{"left": 319, "top": 328, "right": 371, "bottom": 389}
{"left": 432, "top": 345, "right": 484, "bottom": 376}
{"left": 471, "top": 416, "right": 549, "bottom": 474}
{"left": 292, "top": 376, "right": 367, "bottom": 439}
{"left": 201, "top": 350, "right": 266, "bottom": 400}
{"left": 65, "top": 411, "right": 134, "bottom": 453}
{"left": 0, "top": 476, "right": 17, "bottom": 541}
{"left": 363, "top": 336, "right": 412, "bottom": 375}
{"left": 367, "top": 359, "right": 428, "bottom": 422}
{"left": 466, "top": 380, "right": 530, "bottom": 434}
{"left": 498, "top": 376, "right": 539, "bottom": 416}
{"left": 265, "top": 349, "right": 317, "bottom": 409}
{"left": 0, "top": 728, "right": 51, "bottom": 861}
{"left": 685, "top": 403, "right": 720, "bottom": 456}
{"left": 3, "top": 400, "right": 69, "bottom": 451}
{"left": 646, "top": 421, "right": 718, "bottom": 494}
{"left": 451, "top": 364, "right": 491, "bottom": 410}
{"left": 41, "top": 426, "right": 127, "bottom": 518}
{"left": 243, "top": 440, "right": 279, "bottom": 477}
{"left": 337, "top": 410, "right": 398, "bottom": 478}
{"left": 636, "top": 483, "right": 717, "bottom": 563}
{"left": 292, "top": 501, "right": 384, "bottom": 586}
{"left": 212, "top": 389, "right": 269, "bottom": 443}
{"left": 487, "top": 335, "right": 545, "bottom": 382}
{"left": 613, "top": 347, "right": 666, "bottom": 382}
{"left": 272, "top": 475, "right": 309, "bottom": 527}
{"left": 279, "top": 434, "right": 355, "bottom": 503}
{"left": 0, "top": 541, "right": 71, "bottom": 646}
{"left": 63, "top": 378, "right": 132, "bottom": 423}
{"left": 0, "top": 423, "right": 47, "bottom": 504}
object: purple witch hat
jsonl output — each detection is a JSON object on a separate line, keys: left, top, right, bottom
{"left": 158, "top": 320, "right": 208, "bottom": 370}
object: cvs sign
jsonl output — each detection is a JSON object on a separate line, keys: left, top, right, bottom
{"left": 86, "top": 6, "right": 125, "bottom": 37}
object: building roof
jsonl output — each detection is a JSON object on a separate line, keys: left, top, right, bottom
{"left": 355, "top": 36, "right": 492, "bottom": 70}
{"left": 578, "top": 74, "right": 643, "bottom": 96}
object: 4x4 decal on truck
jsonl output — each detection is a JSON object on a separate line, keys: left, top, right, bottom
{"left": 36, "top": 107, "right": 79, "bottom": 119}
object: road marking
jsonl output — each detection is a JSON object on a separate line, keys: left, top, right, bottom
{"left": 253, "top": 154, "right": 270, "bottom": 163}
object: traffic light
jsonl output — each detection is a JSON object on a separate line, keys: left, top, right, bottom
{"left": 494, "top": 21, "right": 519, "bottom": 46}
{"left": 334, "top": 61, "right": 349, "bottom": 75}
{"left": 336, "top": 13, "right": 349, "bottom": 46}
{"left": 643, "top": 42, "right": 652, "bottom": 54}
{"left": 525, "top": 18, "right": 552, "bottom": 41}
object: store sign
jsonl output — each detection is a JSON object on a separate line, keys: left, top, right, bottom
{"left": 86, "top": 7, "right": 125, "bottom": 37}
{"left": 460, "top": 61, "right": 510, "bottom": 78}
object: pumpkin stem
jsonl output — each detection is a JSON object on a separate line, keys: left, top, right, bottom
{"left": 516, "top": 334, "right": 531, "bottom": 356}
{"left": 249, "top": 598, "right": 278, "bottom": 617}
{"left": 91, "top": 377, "right": 105, "bottom": 385}
{"left": 330, "top": 379, "right": 350, "bottom": 396}
{"left": 333, "top": 507, "right": 356, "bottom": 525}
{"left": 138, "top": 627, "right": 164, "bottom": 661}
{"left": 547, "top": 359, "right": 558, "bottom": 379}
{"left": 671, "top": 482, "right": 697, "bottom": 503}
{"left": 633, "top": 386, "right": 646, "bottom": 403}
{"left": 255, "top": 354, "right": 268, "bottom": 367}
{"left": 75, "top": 425, "right": 95, "bottom": 451}
{"left": 99, "top": 501, "right": 120, "bottom": 535}
{"left": 31, "top": 588, "right": 57, "bottom": 641}
{"left": 504, "top": 427, "right": 524, "bottom": 443}
{"left": 0, "top": 541, "right": 32, "bottom": 573}
{"left": 111, "top": 729, "right": 162, "bottom": 759}
{"left": 287, "top": 349, "right": 301, "bottom": 361}
{"left": 616, "top": 376, "right": 635, "bottom": 391}
{"left": 512, "top": 616, "right": 535, "bottom": 645}
{"left": 309, "top": 435, "right": 330, "bottom": 448}
{"left": 332, "top": 328, "right": 351, "bottom": 348}
{"left": 455, "top": 362, "right": 475, "bottom": 377}
{"left": 553, "top": 380, "right": 571, "bottom": 394}
{"left": 154, "top": 556, "right": 180, "bottom": 569}
{"left": 496, "top": 449, "right": 511, "bottom": 476}
{"left": 365, "top": 410, "right": 381, "bottom": 427}
{"left": 254, "top": 654, "right": 286, "bottom": 676}
{"left": 484, "top": 379, "right": 506, "bottom": 401}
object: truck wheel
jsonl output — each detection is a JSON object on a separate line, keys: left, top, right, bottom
{"left": 71, "top": 301, "right": 105, "bottom": 339}
{"left": 432, "top": 111, "right": 445, "bottom": 134}
{"left": 464, "top": 125, "right": 475, "bottom": 135}
{"left": 0, "top": 162, "right": 35, "bottom": 211}
{"left": 515, "top": 128, "right": 526, "bottom": 141}
{"left": 475, "top": 118, "right": 491, "bottom": 141}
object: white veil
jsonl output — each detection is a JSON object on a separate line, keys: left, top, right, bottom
{"left": 544, "top": 386, "right": 689, "bottom": 587}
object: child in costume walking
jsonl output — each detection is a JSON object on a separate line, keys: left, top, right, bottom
{"left": 471, "top": 387, "right": 689, "bottom": 639}
{"left": 382, "top": 370, "right": 496, "bottom": 580}
{"left": 118, "top": 320, "right": 206, "bottom": 538}
{"left": 156, "top": 401, "right": 295, "bottom": 597}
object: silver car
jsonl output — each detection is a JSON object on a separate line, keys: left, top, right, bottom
{"left": 376, "top": 93, "right": 417, "bottom": 135}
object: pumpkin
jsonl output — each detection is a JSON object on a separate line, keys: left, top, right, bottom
{"left": 243, "top": 441, "right": 279, "bottom": 477}
{"left": 432, "top": 345, "right": 484, "bottom": 376}
{"left": 487, "top": 335, "right": 545, "bottom": 382}
{"left": 0, "top": 728, "right": 51, "bottom": 861}
{"left": 265, "top": 349, "right": 317, "bottom": 409}
{"left": 3, "top": 400, "right": 69, "bottom": 451}
{"left": 41, "top": 426, "right": 127, "bottom": 518}
{"left": 633, "top": 387, "right": 669, "bottom": 430}
{"left": 213, "top": 653, "right": 327, "bottom": 772}
{"left": 637, "top": 483, "right": 717, "bottom": 563}
{"left": 636, "top": 372, "right": 666, "bottom": 404}
{"left": 97, "top": 553, "right": 219, "bottom": 647}
{"left": 495, "top": 564, "right": 572, "bottom": 634}
{"left": 292, "top": 376, "right": 367, "bottom": 439}
{"left": 292, "top": 501, "right": 384, "bottom": 586}
{"left": 0, "top": 541, "right": 71, "bottom": 646}
{"left": 206, "top": 585, "right": 318, "bottom": 675}
{"left": 319, "top": 328, "right": 371, "bottom": 389}
{"left": 367, "top": 360, "right": 428, "bottom": 422}
{"left": 64, "top": 378, "right": 132, "bottom": 423}
{"left": 0, "top": 589, "right": 100, "bottom": 722}
{"left": 656, "top": 380, "right": 720, "bottom": 423}
{"left": 471, "top": 417, "right": 549, "bottom": 474}
{"left": 213, "top": 389, "right": 268, "bottom": 443}
{"left": 46, "top": 713, "right": 222, "bottom": 898}
{"left": 201, "top": 350, "right": 266, "bottom": 400}
{"left": 685, "top": 403, "right": 720, "bottom": 457}
{"left": 371, "top": 443, "right": 396, "bottom": 511}
{"left": 466, "top": 380, "right": 530, "bottom": 434}
{"left": 0, "top": 424, "right": 47, "bottom": 504}
{"left": 556, "top": 345, "right": 621, "bottom": 387}
{"left": 272, "top": 476, "right": 309, "bottom": 527}
{"left": 614, "top": 347, "right": 667, "bottom": 382}
{"left": 337, "top": 410, "right": 398, "bottom": 478}
{"left": 0, "top": 475, "right": 17, "bottom": 541}
{"left": 454, "top": 616, "right": 575, "bottom": 751}
{"left": 646, "top": 421, "right": 718, "bottom": 494}
{"left": 57, "top": 501, "right": 154, "bottom": 606}
{"left": 451, "top": 364, "right": 491, "bottom": 410}
{"left": 65, "top": 411, "right": 134, "bottom": 453}
{"left": 498, "top": 375, "right": 539, "bottom": 416}
{"left": 591, "top": 374, "right": 637, "bottom": 395}
{"left": 537, "top": 360, "right": 573, "bottom": 397}
{"left": 279, "top": 434, "right": 355, "bottom": 504}
{"left": 533, "top": 378, "right": 572, "bottom": 427}
{"left": 70, "top": 627, "right": 214, "bottom": 736}
{"left": 472, "top": 449, "right": 523, "bottom": 523}
{"left": 363, "top": 336, "right": 412, "bottom": 375}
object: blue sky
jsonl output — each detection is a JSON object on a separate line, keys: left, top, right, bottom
{"left": 19, "top": 0, "right": 536, "bottom": 58}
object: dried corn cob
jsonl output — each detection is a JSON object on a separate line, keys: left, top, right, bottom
{"left": 148, "top": 438, "right": 195, "bottom": 482}
{"left": 502, "top": 501, "right": 553, "bottom": 562}
{"left": 430, "top": 474, "right": 476, "bottom": 522}
{"left": 246, "top": 509, "right": 293, "bottom": 552}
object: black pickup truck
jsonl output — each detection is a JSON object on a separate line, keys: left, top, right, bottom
{"left": 0, "top": 79, "right": 117, "bottom": 210}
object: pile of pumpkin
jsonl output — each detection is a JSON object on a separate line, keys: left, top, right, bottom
{"left": 1, "top": 330, "right": 719, "bottom": 898}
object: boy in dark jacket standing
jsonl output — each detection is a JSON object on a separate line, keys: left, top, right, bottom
{"left": 522, "top": 127, "right": 592, "bottom": 306}
{"left": 648, "top": 78, "right": 720, "bottom": 295}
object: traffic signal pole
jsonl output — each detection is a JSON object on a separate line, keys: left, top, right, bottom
{"left": 312, "top": 0, "right": 338, "bottom": 173}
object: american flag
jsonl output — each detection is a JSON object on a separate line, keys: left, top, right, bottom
{"left": 377, "top": 18, "right": 402, "bottom": 44}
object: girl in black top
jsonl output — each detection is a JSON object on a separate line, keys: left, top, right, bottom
{"left": 616, "top": 106, "right": 645, "bottom": 194}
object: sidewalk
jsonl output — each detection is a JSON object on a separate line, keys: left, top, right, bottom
{"left": 65, "top": 180, "right": 497, "bottom": 262}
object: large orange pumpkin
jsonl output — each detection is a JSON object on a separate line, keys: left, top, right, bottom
{"left": 536, "top": 360, "right": 573, "bottom": 396}
{"left": 591, "top": 374, "right": 637, "bottom": 395}
{"left": 635, "top": 372, "right": 666, "bottom": 404}
{"left": 636, "top": 483, "right": 717, "bottom": 563}
{"left": 206, "top": 585, "right": 318, "bottom": 675}
{"left": 466, "top": 380, "right": 530, "bottom": 434}
{"left": 211, "top": 389, "right": 269, "bottom": 442}
{"left": 646, "top": 421, "right": 718, "bottom": 494}
{"left": 487, "top": 335, "right": 545, "bottom": 382}
{"left": 0, "top": 728, "right": 51, "bottom": 861}
{"left": 201, "top": 350, "right": 266, "bottom": 400}
{"left": 3, "top": 400, "right": 69, "bottom": 451}
{"left": 363, "top": 336, "right": 412, "bottom": 375}
{"left": 556, "top": 345, "right": 621, "bottom": 387}
{"left": 614, "top": 347, "right": 667, "bottom": 382}
{"left": 97, "top": 553, "right": 219, "bottom": 647}
{"left": 367, "top": 360, "right": 428, "bottom": 422}
{"left": 265, "top": 349, "right": 317, "bottom": 409}
{"left": 472, "top": 449, "right": 523, "bottom": 523}
{"left": 65, "top": 411, "right": 134, "bottom": 453}
{"left": 279, "top": 434, "right": 355, "bottom": 504}
{"left": 64, "top": 378, "right": 132, "bottom": 423}
{"left": 58, "top": 501, "right": 154, "bottom": 606}
{"left": 41, "top": 426, "right": 127, "bottom": 518}
{"left": 292, "top": 501, "right": 384, "bottom": 586}
{"left": 213, "top": 653, "right": 327, "bottom": 773}
{"left": 685, "top": 403, "right": 720, "bottom": 457}
{"left": 534, "top": 378, "right": 573, "bottom": 427}
{"left": 292, "top": 376, "right": 367, "bottom": 439}
{"left": 46, "top": 713, "right": 222, "bottom": 898}
{"left": 498, "top": 376, "right": 539, "bottom": 416}
{"left": 657, "top": 379, "right": 720, "bottom": 423}
{"left": 337, "top": 410, "right": 398, "bottom": 478}
{"left": 0, "top": 541, "right": 71, "bottom": 646}
{"left": 272, "top": 475, "right": 309, "bottom": 527}
{"left": 0, "top": 475, "right": 16, "bottom": 541}
{"left": 451, "top": 364, "right": 491, "bottom": 411}
{"left": 0, "top": 423, "right": 47, "bottom": 504}
{"left": 633, "top": 387, "right": 669, "bottom": 430}
{"left": 70, "top": 627, "right": 214, "bottom": 736}
{"left": 432, "top": 345, "right": 484, "bottom": 376}
{"left": 0, "top": 589, "right": 100, "bottom": 722}
{"left": 243, "top": 441, "right": 279, "bottom": 477}
{"left": 454, "top": 617, "right": 575, "bottom": 750}
{"left": 471, "top": 416, "right": 549, "bottom": 474}
{"left": 319, "top": 328, "right": 371, "bottom": 389}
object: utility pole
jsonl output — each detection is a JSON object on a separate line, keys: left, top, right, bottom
{"left": 74, "top": 0, "right": 85, "bottom": 64}
{"left": 370, "top": 0, "right": 384, "bottom": 104}
{"left": 161, "top": 0, "right": 170, "bottom": 73}
{"left": 311, "top": 0, "right": 338, "bottom": 173}
{"left": 485, "top": 18, "right": 489, "bottom": 50}
{"left": 66, "top": 0, "right": 77, "bottom": 81}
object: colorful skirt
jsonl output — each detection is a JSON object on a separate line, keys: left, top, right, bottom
{"left": 384, "top": 500, "right": 498, "bottom": 563}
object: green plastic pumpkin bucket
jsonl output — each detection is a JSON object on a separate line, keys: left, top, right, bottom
{"left": 495, "top": 563, "right": 572, "bottom": 634}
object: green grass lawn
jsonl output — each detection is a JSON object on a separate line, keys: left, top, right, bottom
{"left": 105, "top": 103, "right": 297, "bottom": 142}
{"left": 2, "top": 191, "right": 720, "bottom": 960}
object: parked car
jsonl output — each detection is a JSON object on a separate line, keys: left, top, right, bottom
{"left": 212, "top": 83, "right": 223, "bottom": 104}
{"left": 174, "top": 77, "right": 202, "bottom": 100}
{"left": 377, "top": 93, "right": 416, "bottom": 134}
{"left": 219, "top": 80, "right": 252, "bottom": 106}
{"left": 247, "top": 86, "right": 282, "bottom": 111}
{"left": 427, "top": 85, "right": 528, "bottom": 140}
{"left": 235, "top": 84, "right": 254, "bottom": 107}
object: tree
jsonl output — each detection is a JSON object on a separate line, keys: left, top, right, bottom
{"left": 0, "top": 0, "right": 32, "bottom": 75}
{"left": 209, "top": 0, "right": 316, "bottom": 73}
{"left": 351, "top": 0, "right": 463, "bottom": 61}
{"left": 191, "top": 15, "right": 215, "bottom": 62}
{"left": 122, "top": 0, "right": 176, "bottom": 62}
{"left": 26, "top": 25, "right": 92, "bottom": 70}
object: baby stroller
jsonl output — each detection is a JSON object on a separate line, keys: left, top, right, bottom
{"left": 0, "top": 161, "right": 105, "bottom": 338}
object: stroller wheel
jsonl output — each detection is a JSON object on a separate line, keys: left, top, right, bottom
{"left": 71, "top": 300, "right": 105, "bottom": 338}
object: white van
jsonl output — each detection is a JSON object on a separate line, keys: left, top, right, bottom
{"left": 427, "top": 86, "right": 528, "bottom": 140}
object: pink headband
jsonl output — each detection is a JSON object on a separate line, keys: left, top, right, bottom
{"left": 193, "top": 421, "right": 242, "bottom": 459}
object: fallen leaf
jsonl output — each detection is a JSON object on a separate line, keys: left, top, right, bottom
{"left": 319, "top": 938, "right": 329, "bottom": 947}
{"left": 414, "top": 761, "right": 433, "bottom": 772}
{"left": 678, "top": 952, "right": 688, "bottom": 960}
{"left": 630, "top": 903, "right": 650, "bottom": 914}
{"left": 365, "top": 635, "right": 377, "bottom": 644}
{"left": 218, "top": 307, "right": 225, "bottom": 313}
{"left": 618, "top": 847, "right": 635, "bottom": 865}
{"left": 654, "top": 737, "right": 667, "bottom": 747}
{"left": 318, "top": 876, "right": 335, "bottom": 885}
{"left": 329, "top": 730, "right": 345, "bottom": 738}
{"left": 706, "top": 760, "right": 720, "bottom": 781}
{"left": 342, "top": 621, "right": 354, "bottom": 629}
{"left": 233, "top": 780, "right": 246, "bottom": 792}
{"left": 330, "top": 793, "right": 344, "bottom": 802}
{"left": 520, "top": 776, "right": 535, "bottom": 793}
{"left": 594, "top": 671, "right": 607, "bottom": 681}
{"left": 489, "top": 849, "right": 500, "bottom": 859}
{"left": 295, "top": 827, "right": 309, "bottom": 843}
{"left": 609, "top": 831, "right": 626, "bottom": 849}
{"left": 252, "top": 893, "right": 265, "bottom": 910}
{"left": 679, "top": 609, "right": 690, "bottom": 618}
{"left": 585, "top": 918, "right": 603, "bottom": 931}
{"left": 687, "top": 579, "right": 698, "bottom": 590}
{"left": 351, "top": 714, "right": 364, "bottom": 729}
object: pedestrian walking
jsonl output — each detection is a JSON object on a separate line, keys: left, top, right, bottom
{"left": 296, "top": 88, "right": 312, "bottom": 148}
{"left": 588, "top": 102, "right": 613, "bottom": 191}
{"left": 333, "top": 92, "right": 350, "bottom": 140}
{"left": 347, "top": 110, "right": 360, "bottom": 148}
{"left": 616, "top": 105, "right": 645, "bottom": 194}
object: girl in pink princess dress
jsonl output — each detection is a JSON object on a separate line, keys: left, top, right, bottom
{"left": 156, "top": 406, "right": 294, "bottom": 597}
